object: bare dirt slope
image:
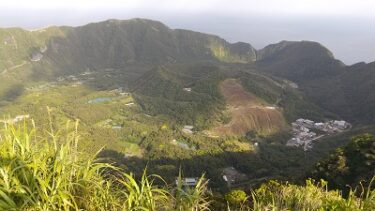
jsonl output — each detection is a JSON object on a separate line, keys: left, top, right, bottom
{"left": 209, "top": 79, "right": 287, "bottom": 137}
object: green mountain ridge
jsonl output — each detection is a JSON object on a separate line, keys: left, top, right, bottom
{"left": 256, "top": 40, "right": 344, "bottom": 82}
{"left": 2, "top": 17, "right": 375, "bottom": 128}
{"left": 254, "top": 40, "right": 375, "bottom": 124}
{"left": 32, "top": 19, "right": 257, "bottom": 75}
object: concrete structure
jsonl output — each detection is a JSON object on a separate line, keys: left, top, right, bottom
{"left": 333, "top": 120, "right": 349, "bottom": 130}
{"left": 314, "top": 122, "right": 325, "bottom": 130}
{"left": 175, "top": 178, "right": 198, "bottom": 187}
{"left": 30, "top": 52, "right": 43, "bottom": 62}
{"left": 182, "top": 125, "right": 194, "bottom": 134}
{"left": 40, "top": 46, "right": 48, "bottom": 53}
{"left": 222, "top": 167, "right": 248, "bottom": 185}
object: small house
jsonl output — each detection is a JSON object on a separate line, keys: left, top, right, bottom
{"left": 182, "top": 125, "right": 194, "bottom": 134}
{"left": 333, "top": 120, "right": 348, "bottom": 130}
{"left": 176, "top": 178, "right": 198, "bottom": 187}
{"left": 314, "top": 122, "right": 325, "bottom": 130}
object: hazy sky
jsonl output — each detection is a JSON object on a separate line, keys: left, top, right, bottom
{"left": 1, "top": 0, "right": 374, "bottom": 64}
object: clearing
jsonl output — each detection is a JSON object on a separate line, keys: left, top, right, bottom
{"left": 209, "top": 79, "right": 287, "bottom": 136}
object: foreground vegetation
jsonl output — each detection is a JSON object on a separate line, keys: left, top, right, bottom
{"left": 312, "top": 133, "right": 375, "bottom": 194}
{"left": 0, "top": 120, "right": 374, "bottom": 210}
{"left": 0, "top": 121, "right": 210, "bottom": 210}
{"left": 249, "top": 178, "right": 375, "bottom": 211}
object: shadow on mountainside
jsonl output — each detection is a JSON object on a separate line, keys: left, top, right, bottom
{"left": 96, "top": 131, "right": 358, "bottom": 192}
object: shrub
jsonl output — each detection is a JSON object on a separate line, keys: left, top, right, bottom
{"left": 251, "top": 178, "right": 375, "bottom": 210}
{"left": 225, "top": 189, "right": 247, "bottom": 207}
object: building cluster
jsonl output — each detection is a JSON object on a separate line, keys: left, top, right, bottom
{"left": 56, "top": 70, "right": 95, "bottom": 86}
{"left": 287, "top": 118, "right": 351, "bottom": 151}
{"left": 26, "top": 82, "right": 57, "bottom": 92}
{"left": 111, "top": 87, "right": 129, "bottom": 96}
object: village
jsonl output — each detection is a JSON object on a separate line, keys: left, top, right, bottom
{"left": 287, "top": 118, "right": 351, "bottom": 151}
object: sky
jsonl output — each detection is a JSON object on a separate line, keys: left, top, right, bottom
{"left": 1, "top": 0, "right": 374, "bottom": 64}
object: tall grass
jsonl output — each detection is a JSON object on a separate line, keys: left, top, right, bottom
{"left": 0, "top": 119, "right": 211, "bottom": 210}
{"left": 250, "top": 178, "right": 375, "bottom": 211}
{"left": 174, "top": 171, "right": 211, "bottom": 211}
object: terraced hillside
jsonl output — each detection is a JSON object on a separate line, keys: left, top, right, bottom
{"left": 209, "top": 79, "right": 287, "bottom": 136}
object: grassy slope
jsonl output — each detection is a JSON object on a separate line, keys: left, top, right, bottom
{"left": 0, "top": 27, "right": 65, "bottom": 71}
{"left": 209, "top": 78, "right": 287, "bottom": 136}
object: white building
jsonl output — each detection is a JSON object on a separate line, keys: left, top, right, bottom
{"left": 304, "top": 119, "right": 315, "bottom": 125}
{"left": 30, "top": 52, "right": 43, "bottom": 62}
{"left": 314, "top": 122, "right": 325, "bottom": 130}
{"left": 176, "top": 178, "right": 197, "bottom": 187}
{"left": 182, "top": 125, "right": 194, "bottom": 134}
{"left": 296, "top": 119, "right": 305, "bottom": 124}
{"left": 333, "top": 120, "right": 349, "bottom": 130}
